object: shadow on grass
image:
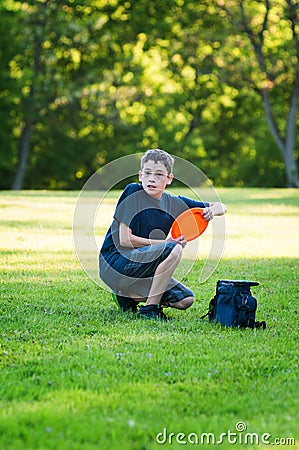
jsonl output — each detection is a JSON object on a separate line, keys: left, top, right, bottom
{"left": 1, "top": 255, "right": 298, "bottom": 449}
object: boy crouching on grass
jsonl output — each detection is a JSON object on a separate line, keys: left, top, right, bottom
{"left": 99, "top": 149, "right": 226, "bottom": 320}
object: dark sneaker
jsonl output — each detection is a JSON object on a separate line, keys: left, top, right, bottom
{"left": 112, "top": 293, "right": 138, "bottom": 313}
{"left": 137, "top": 304, "right": 168, "bottom": 321}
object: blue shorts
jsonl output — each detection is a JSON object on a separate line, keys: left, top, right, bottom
{"left": 99, "top": 242, "right": 194, "bottom": 304}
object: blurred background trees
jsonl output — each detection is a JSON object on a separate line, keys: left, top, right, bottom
{"left": 0, "top": 0, "right": 298, "bottom": 189}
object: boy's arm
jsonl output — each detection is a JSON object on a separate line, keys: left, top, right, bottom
{"left": 202, "top": 202, "right": 227, "bottom": 221}
{"left": 119, "top": 222, "right": 186, "bottom": 248}
{"left": 119, "top": 222, "right": 153, "bottom": 248}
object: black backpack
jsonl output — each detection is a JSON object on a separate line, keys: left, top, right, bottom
{"left": 202, "top": 280, "right": 266, "bottom": 329}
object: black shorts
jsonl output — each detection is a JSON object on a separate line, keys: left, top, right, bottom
{"left": 100, "top": 242, "right": 194, "bottom": 303}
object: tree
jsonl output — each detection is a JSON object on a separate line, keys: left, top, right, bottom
{"left": 6, "top": 0, "right": 168, "bottom": 189}
{"left": 0, "top": 2, "right": 22, "bottom": 186}
{"left": 9, "top": 0, "right": 100, "bottom": 189}
{"left": 216, "top": 0, "right": 299, "bottom": 187}
{"left": 131, "top": 0, "right": 279, "bottom": 186}
{"left": 1, "top": 0, "right": 296, "bottom": 189}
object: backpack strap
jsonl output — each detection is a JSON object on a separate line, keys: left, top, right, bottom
{"left": 200, "top": 311, "right": 209, "bottom": 319}
{"left": 253, "top": 320, "right": 266, "bottom": 330}
{"left": 200, "top": 296, "right": 216, "bottom": 320}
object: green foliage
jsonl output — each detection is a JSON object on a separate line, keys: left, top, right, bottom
{"left": 0, "top": 0, "right": 298, "bottom": 189}
{"left": 0, "top": 2, "right": 22, "bottom": 183}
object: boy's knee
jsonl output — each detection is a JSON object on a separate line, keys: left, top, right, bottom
{"left": 173, "top": 296, "right": 194, "bottom": 310}
{"left": 182, "top": 296, "right": 194, "bottom": 309}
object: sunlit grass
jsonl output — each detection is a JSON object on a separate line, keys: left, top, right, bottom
{"left": 0, "top": 188, "right": 298, "bottom": 450}
{"left": 2, "top": 188, "right": 298, "bottom": 256}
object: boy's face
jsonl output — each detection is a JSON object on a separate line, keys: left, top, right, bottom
{"left": 139, "top": 160, "right": 173, "bottom": 199}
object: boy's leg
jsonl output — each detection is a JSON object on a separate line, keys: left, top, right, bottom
{"left": 145, "top": 244, "right": 183, "bottom": 306}
{"left": 112, "top": 241, "right": 182, "bottom": 319}
{"left": 160, "top": 279, "right": 195, "bottom": 310}
{"left": 138, "top": 244, "right": 183, "bottom": 320}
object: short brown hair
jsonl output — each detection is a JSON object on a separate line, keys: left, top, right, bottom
{"left": 141, "top": 149, "right": 174, "bottom": 175}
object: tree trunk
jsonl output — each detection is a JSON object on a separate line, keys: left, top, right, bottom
{"left": 11, "top": 121, "right": 33, "bottom": 190}
{"left": 284, "top": 144, "right": 299, "bottom": 187}
{"left": 11, "top": 1, "right": 46, "bottom": 190}
{"left": 261, "top": 79, "right": 299, "bottom": 187}
{"left": 237, "top": 0, "right": 299, "bottom": 187}
{"left": 11, "top": 122, "right": 32, "bottom": 191}
{"left": 285, "top": 66, "right": 299, "bottom": 187}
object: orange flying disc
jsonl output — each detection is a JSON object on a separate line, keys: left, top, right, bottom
{"left": 171, "top": 208, "right": 208, "bottom": 242}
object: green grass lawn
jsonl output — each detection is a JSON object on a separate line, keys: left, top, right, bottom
{"left": 0, "top": 188, "right": 298, "bottom": 450}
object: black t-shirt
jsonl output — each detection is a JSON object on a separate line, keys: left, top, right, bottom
{"left": 100, "top": 183, "right": 209, "bottom": 272}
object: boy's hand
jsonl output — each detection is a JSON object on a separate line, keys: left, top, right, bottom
{"left": 168, "top": 235, "right": 187, "bottom": 248}
{"left": 202, "top": 207, "right": 214, "bottom": 221}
